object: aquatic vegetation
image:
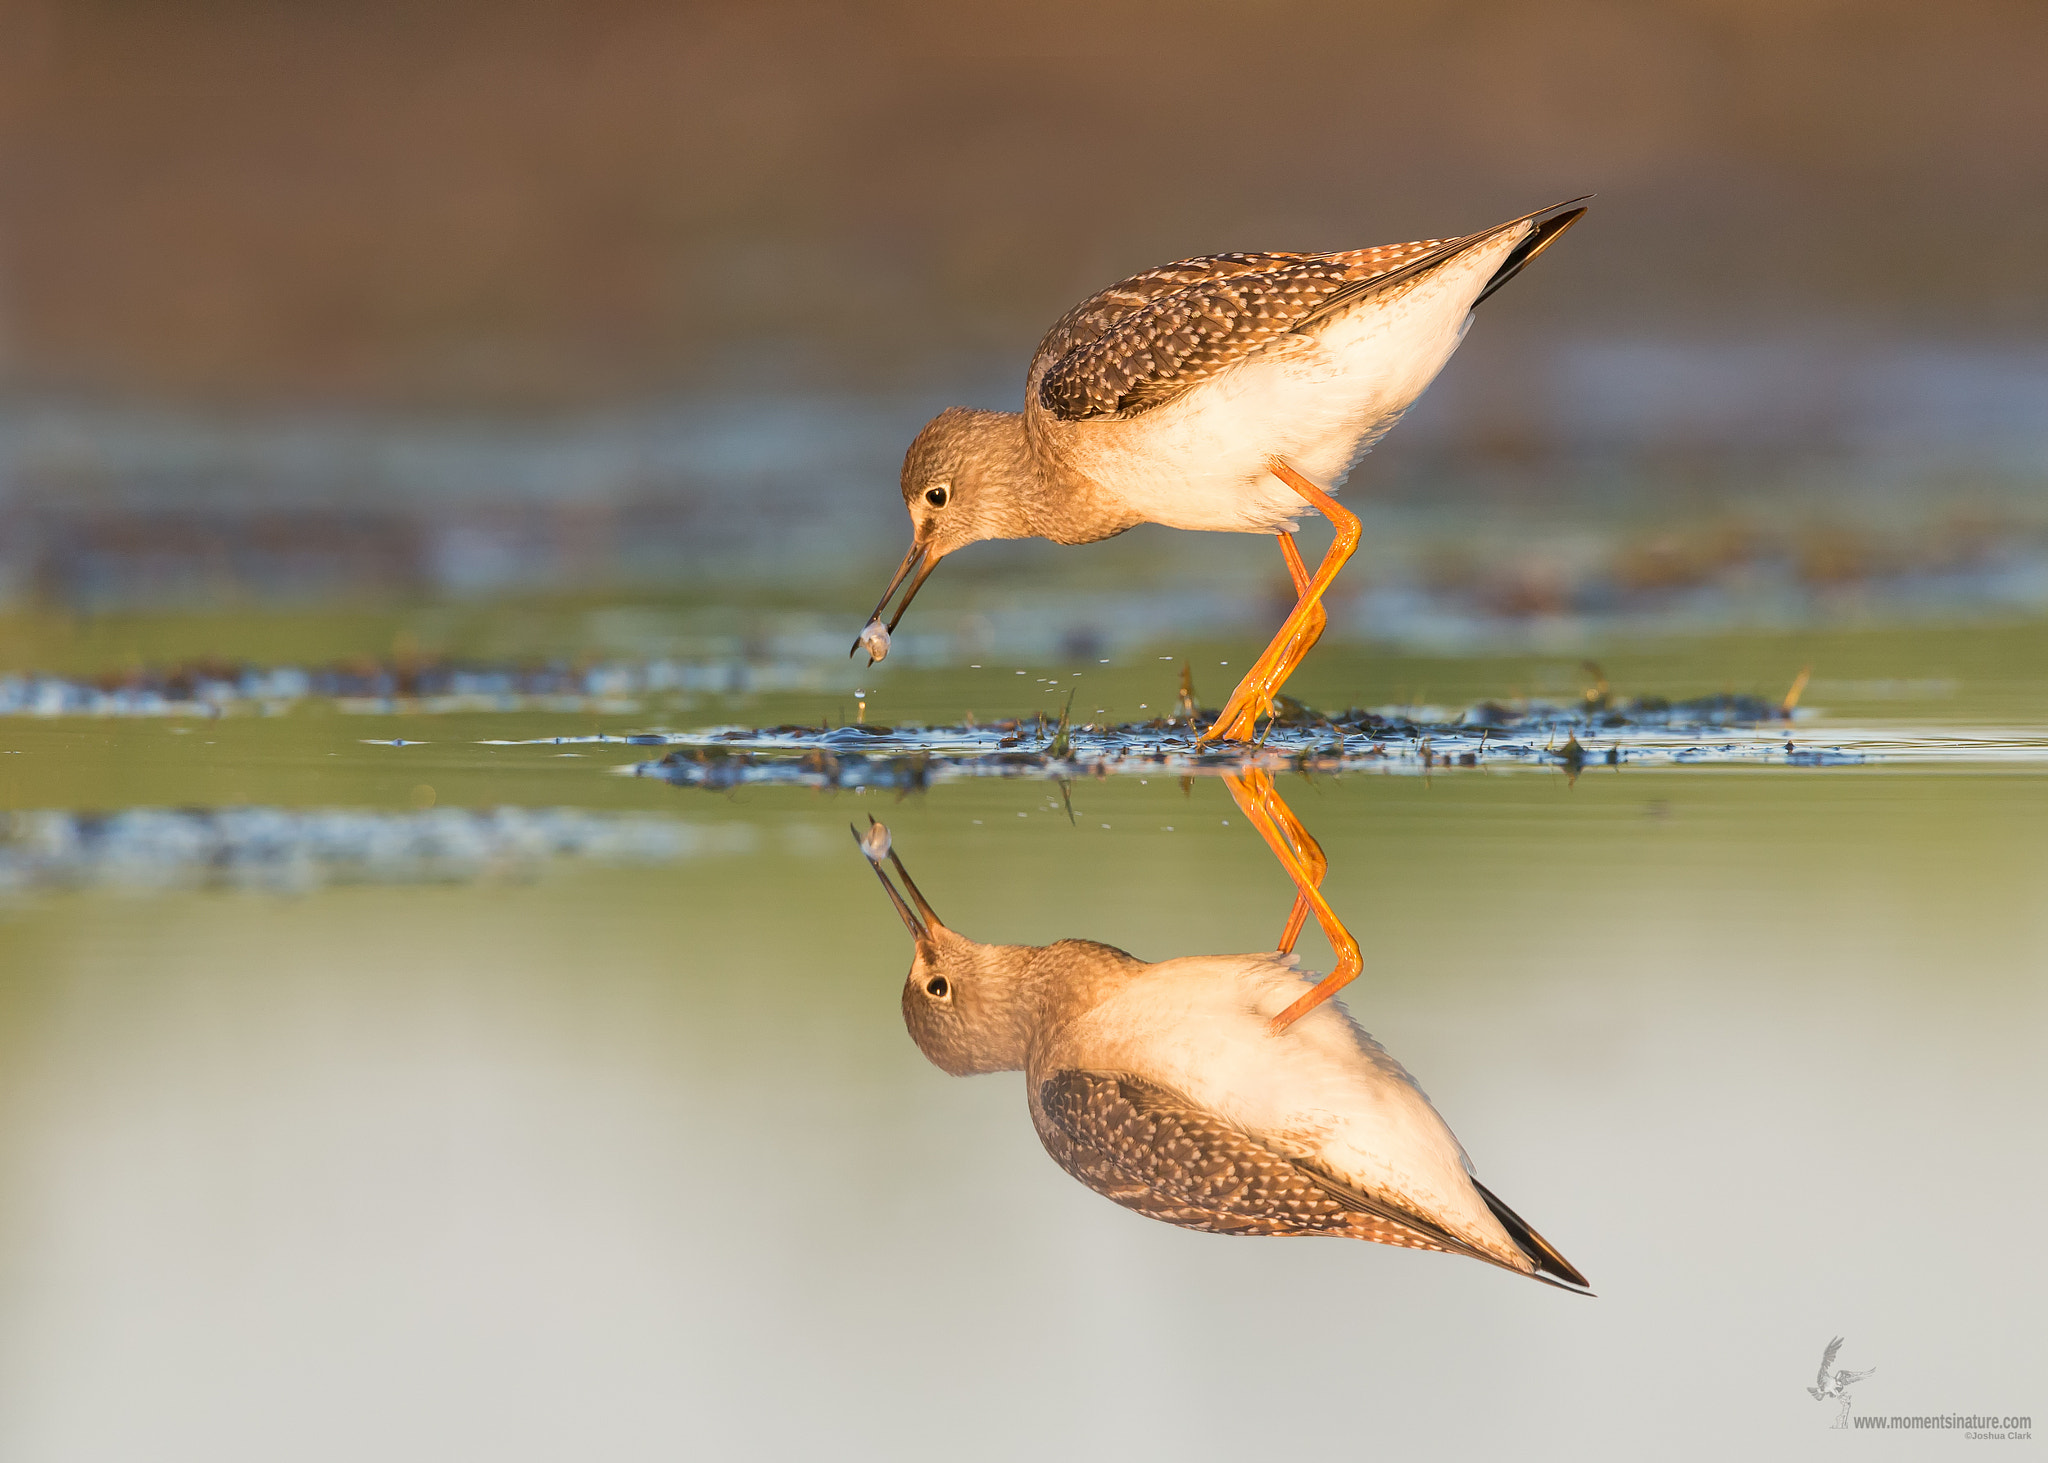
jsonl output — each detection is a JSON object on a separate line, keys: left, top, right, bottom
{"left": 624, "top": 692, "right": 1895, "bottom": 791}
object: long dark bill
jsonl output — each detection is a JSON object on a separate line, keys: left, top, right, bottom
{"left": 848, "top": 540, "right": 939, "bottom": 656}
{"left": 850, "top": 822, "right": 944, "bottom": 956}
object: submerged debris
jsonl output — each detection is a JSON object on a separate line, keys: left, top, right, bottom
{"left": 0, "top": 807, "right": 739, "bottom": 892}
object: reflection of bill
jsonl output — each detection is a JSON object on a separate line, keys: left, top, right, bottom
{"left": 853, "top": 795, "right": 1591, "bottom": 1292}
{"left": 1807, "top": 1337, "right": 1876, "bottom": 1429}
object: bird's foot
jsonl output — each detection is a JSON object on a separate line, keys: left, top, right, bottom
{"left": 1201, "top": 692, "right": 1274, "bottom": 744}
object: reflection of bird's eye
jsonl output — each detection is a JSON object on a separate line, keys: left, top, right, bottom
{"left": 925, "top": 976, "right": 949, "bottom": 997}
{"left": 924, "top": 486, "right": 949, "bottom": 508}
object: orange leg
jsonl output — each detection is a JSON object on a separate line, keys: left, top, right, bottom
{"left": 1267, "top": 533, "right": 1331, "bottom": 721}
{"left": 1201, "top": 461, "right": 1359, "bottom": 744}
{"left": 1277, "top": 532, "right": 1330, "bottom": 666}
{"left": 1222, "top": 767, "right": 1362, "bottom": 1034}
{"left": 1209, "top": 535, "right": 1332, "bottom": 733}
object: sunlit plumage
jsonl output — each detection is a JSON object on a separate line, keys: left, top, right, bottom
{"left": 858, "top": 824, "right": 1590, "bottom": 1291}
{"left": 855, "top": 198, "right": 1589, "bottom": 740}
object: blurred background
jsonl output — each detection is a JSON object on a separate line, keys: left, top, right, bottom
{"left": 1, "top": 0, "right": 2044, "bottom": 660}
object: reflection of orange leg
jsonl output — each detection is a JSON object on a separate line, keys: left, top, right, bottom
{"left": 1223, "top": 768, "right": 1362, "bottom": 1034}
{"left": 1201, "top": 461, "right": 1359, "bottom": 744}
{"left": 1265, "top": 775, "right": 1326, "bottom": 954}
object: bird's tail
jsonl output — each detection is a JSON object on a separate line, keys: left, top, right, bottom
{"left": 1473, "top": 1178, "right": 1592, "bottom": 1292}
{"left": 1300, "top": 197, "right": 1589, "bottom": 331}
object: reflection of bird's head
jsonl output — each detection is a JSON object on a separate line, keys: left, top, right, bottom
{"left": 902, "top": 925, "right": 1042, "bottom": 1077}
{"left": 856, "top": 820, "right": 1042, "bottom": 1076}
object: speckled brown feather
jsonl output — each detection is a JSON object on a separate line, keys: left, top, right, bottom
{"left": 1033, "top": 240, "right": 1448, "bottom": 422}
{"left": 1035, "top": 1070, "right": 1515, "bottom": 1266}
{"left": 1033, "top": 199, "right": 1588, "bottom": 423}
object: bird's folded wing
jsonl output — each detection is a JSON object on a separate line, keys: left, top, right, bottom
{"left": 1034, "top": 1069, "right": 1499, "bottom": 1267}
{"left": 1817, "top": 1337, "right": 1845, "bottom": 1389}
{"left": 1035, "top": 199, "right": 1586, "bottom": 423}
{"left": 1033, "top": 243, "right": 1447, "bottom": 422}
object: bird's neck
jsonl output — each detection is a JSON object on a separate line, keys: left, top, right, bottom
{"left": 917, "top": 937, "right": 1145, "bottom": 1076}
{"left": 1021, "top": 938, "right": 1147, "bottom": 1043}
{"left": 963, "top": 410, "right": 1129, "bottom": 545}
{"left": 981, "top": 946, "right": 1058, "bottom": 1070}
{"left": 966, "top": 942, "right": 1116, "bottom": 1069}
{"left": 949, "top": 409, "right": 1042, "bottom": 541}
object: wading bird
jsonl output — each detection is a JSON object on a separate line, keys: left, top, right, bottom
{"left": 853, "top": 815, "right": 1590, "bottom": 1290}
{"left": 854, "top": 198, "right": 1588, "bottom": 740}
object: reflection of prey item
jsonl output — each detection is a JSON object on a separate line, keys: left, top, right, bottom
{"left": 1806, "top": 1337, "right": 1876, "bottom": 1429}
{"left": 852, "top": 198, "right": 1588, "bottom": 743}
{"left": 855, "top": 820, "right": 1590, "bottom": 1291}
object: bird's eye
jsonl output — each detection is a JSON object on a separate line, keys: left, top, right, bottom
{"left": 925, "top": 975, "right": 949, "bottom": 998}
{"left": 924, "top": 485, "right": 950, "bottom": 508}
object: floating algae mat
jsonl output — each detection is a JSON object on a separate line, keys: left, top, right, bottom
{"left": 617, "top": 691, "right": 2048, "bottom": 789}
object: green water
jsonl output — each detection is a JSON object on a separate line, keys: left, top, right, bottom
{"left": 0, "top": 619, "right": 2043, "bottom": 1460}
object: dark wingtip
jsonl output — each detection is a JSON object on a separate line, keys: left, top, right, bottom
{"left": 1473, "top": 203, "right": 1588, "bottom": 309}
{"left": 1472, "top": 1178, "right": 1593, "bottom": 1292}
{"left": 1300, "top": 196, "right": 1595, "bottom": 332}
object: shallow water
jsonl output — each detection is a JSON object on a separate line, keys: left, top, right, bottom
{"left": 0, "top": 624, "right": 2043, "bottom": 1459}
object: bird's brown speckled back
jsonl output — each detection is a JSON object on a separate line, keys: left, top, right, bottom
{"left": 1032, "top": 240, "right": 1449, "bottom": 421}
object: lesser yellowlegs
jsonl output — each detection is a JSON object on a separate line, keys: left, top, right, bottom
{"left": 854, "top": 198, "right": 1588, "bottom": 740}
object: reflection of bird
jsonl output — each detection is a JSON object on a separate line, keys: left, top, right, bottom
{"left": 1807, "top": 1337, "right": 1876, "bottom": 1427}
{"left": 855, "top": 822, "right": 1590, "bottom": 1291}
{"left": 854, "top": 198, "right": 1587, "bottom": 741}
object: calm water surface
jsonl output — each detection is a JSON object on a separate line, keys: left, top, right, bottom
{"left": 0, "top": 627, "right": 2043, "bottom": 1459}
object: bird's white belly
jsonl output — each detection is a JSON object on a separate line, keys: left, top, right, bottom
{"left": 1086, "top": 234, "right": 1519, "bottom": 534}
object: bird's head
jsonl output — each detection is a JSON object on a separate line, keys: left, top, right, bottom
{"left": 851, "top": 408, "right": 1030, "bottom": 660}
{"left": 900, "top": 407, "right": 1027, "bottom": 560}
{"left": 854, "top": 819, "right": 1039, "bottom": 1076}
